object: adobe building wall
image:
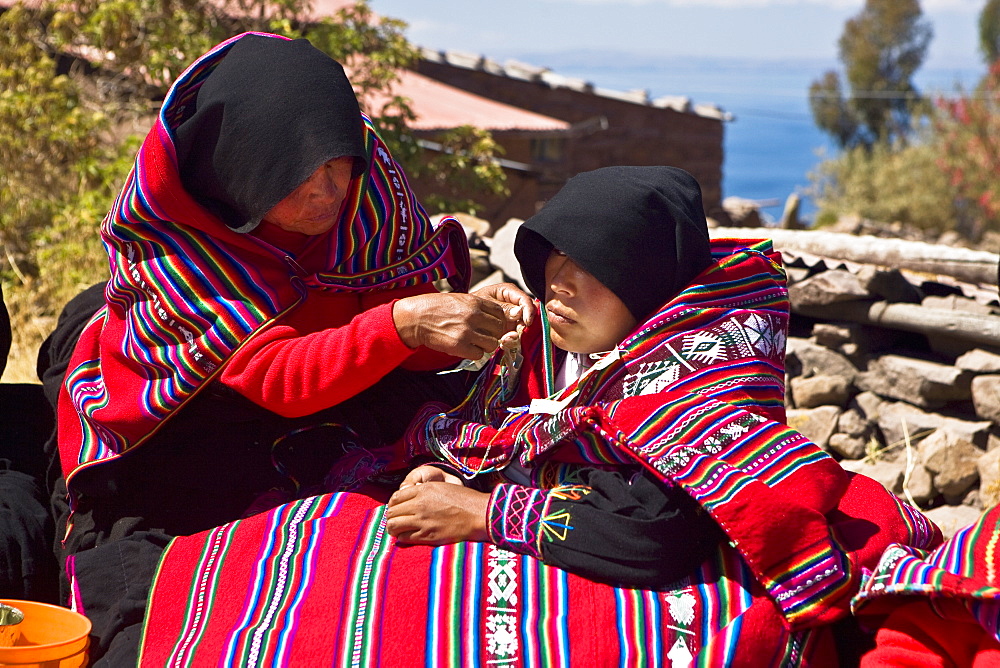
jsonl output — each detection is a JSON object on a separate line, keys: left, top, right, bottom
{"left": 415, "top": 59, "right": 724, "bottom": 215}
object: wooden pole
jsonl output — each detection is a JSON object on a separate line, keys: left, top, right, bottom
{"left": 711, "top": 228, "right": 999, "bottom": 286}
{"left": 795, "top": 300, "right": 1000, "bottom": 348}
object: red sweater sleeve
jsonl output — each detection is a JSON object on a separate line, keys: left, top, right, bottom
{"left": 221, "top": 283, "right": 458, "bottom": 417}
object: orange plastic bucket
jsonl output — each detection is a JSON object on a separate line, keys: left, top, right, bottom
{"left": 0, "top": 600, "right": 91, "bottom": 667}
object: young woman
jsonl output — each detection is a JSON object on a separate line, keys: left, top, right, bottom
{"left": 139, "top": 166, "right": 940, "bottom": 666}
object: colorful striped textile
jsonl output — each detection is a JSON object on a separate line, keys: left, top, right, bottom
{"left": 411, "top": 239, "right": 940, "bottom": 630}
{"left": 140, "top": 239, "right": 938, "bottom": 665}
{"left": 141, "top": 489, "right": 833, "bottom": 667}
{"left": 853, "top": 505, "right": 1000, "bottom": 643}
{"left": 57, "top": 33, "right": 470, "bottom": 491}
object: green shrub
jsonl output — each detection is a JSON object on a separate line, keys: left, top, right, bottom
{"left": 810, "top": 138, "right": 959, "bottom": 233}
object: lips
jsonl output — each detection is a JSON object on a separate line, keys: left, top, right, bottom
{"left": 304, "top": 209, "right": 338, "bottom": 224}
{"left": 546, "top": 303, "right": 576, "bottom": 324}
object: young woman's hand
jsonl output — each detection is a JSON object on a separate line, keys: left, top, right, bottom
{"left": 398, "top": 464, "right": 463, "bottom": 489}
{"left": 385, "top": 482, "right": 490, "bottom": 546}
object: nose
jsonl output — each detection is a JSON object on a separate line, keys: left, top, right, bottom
{"left": 547, "top": 256, "right": 575, "bottom": 296}
{"left": 308, "top": 162, "right": 341, "bottom": 204}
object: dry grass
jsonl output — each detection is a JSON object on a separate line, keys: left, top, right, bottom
{"left": 2, "top": 278, "right": 58, "bottom": 384}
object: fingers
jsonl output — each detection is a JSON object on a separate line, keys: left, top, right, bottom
{"left": 472, "top": 297, "right": 507, "bottom": 330}
{"left": 395, "top": 292, "right": 523, "bottom": 358}
{"left": 399, "top": 465, "right": 461, "bottom": 489}
{"left": 475, "top": 283, "right": 536, "bottom": 326}
{"left": 387, "top": 485, "right": 417, "bottom": 509}
{"left": 398, "top": 468, "right": 424, "bottom": 490}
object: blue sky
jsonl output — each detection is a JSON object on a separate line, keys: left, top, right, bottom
{"left": 370, "top": 0, "right": 986, "bottom": 71}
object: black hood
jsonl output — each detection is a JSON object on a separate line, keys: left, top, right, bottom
{"left": 173, "top": 34, "right": 366, "bottom": 233}
{"left": 514, "top": 166, "right": 712, "bottom": 321}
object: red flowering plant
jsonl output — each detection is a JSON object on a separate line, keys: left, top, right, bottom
{"left": 934, "top": 60, "right": 1000, "bottom": 239}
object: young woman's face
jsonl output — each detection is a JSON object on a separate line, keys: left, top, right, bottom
{"left": 263, "top": 156, "right": 354, "bottom": 235}
{"left": 543, "top": 250, "right": 637, "bottom": 355}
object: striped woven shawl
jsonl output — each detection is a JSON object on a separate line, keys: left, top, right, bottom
{"left": 58, "top": 33, "right": 470, "bottom": 491}
{"left": 853, "top": 505, "right": 1000, "bottom": 642}
{"left": 410, "top": 239, "right": 940, "bottom": 629}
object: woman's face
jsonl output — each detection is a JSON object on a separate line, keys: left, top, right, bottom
{"left": 543, "top": 250, "right": 637, "bottom": 355}
{"left": 263, "top": 156, "right": 355, "bottom": 235}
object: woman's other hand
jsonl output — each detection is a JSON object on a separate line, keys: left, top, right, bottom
{"left": 393, "top": 292, "right": 522, "bottom": 359}
{"left": 385, "top": 482, "right": 490, "bottom": 545}
{"left": 398, "top": 464, "right": 463, "bottom": 489}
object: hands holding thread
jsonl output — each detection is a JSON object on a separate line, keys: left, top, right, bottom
{"left": 385, "top": 465, "right": 490, "bottom": 545}
{"left": 393, "top": 282, "right": 534, "bottom": 360}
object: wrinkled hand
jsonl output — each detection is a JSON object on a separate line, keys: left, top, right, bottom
{"left": 393, "top": 292, "right": 522, "bottom": 359}
{"left": 399, "top": 464, "right": 463, "bottom": 489}
{"left": 472, "top": 282, "right": 536, "bottom": 329}
{"left": 385, "top": 481, "right": 490, "bottom": 545}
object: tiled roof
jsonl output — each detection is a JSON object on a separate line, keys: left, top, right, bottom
{"left": 421, "top": 48, "right": 731, "bottom": 121}
{"left": 355, "top": 67, "right": 571, "bottom": 133}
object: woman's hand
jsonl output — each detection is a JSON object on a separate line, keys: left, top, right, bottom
{"left": 472, "top": 282, "right": 536, "bottom": 328}
{"left": 385, "top": 482, "right": 490, "bottom": 545}
{"left": 393, "top": 292, "right": 522, "bottom": 359}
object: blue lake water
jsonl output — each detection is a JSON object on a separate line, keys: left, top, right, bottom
{"left": 517, "top": 52, "right": 982, "bottom": 223}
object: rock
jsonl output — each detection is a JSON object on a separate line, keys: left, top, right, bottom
{"left": 838, "top": 407, "right": 872, "bottom": 438}
{"left": 876, "top": 401, "right": 991, "bottom": 449}
{"left": 828, "top": 433, "right": 868, "bottom": 460}
{"left": 956, "top": 349, "right": 1000, "bottom": 373}
{"left": 978, "top": 447, "right": 1000, "bottom": 509}
{"left": 789, "top": 375, "right": 852, "bottom": 409}
{"left": 721, "top": 197, "right": 763, "bottom": 227}
{"left": 902, "top": 463, "right": 936, "bottom": 507}
{"left": 963, "top": 488, "right": 983, "bottom": 510}
{"left": 923, "top": 504, "right": 984, "bottom": 540}
{"left": 852, "top": 391, "right": 885, "bottom": 422}
{"left": 920, "top": 430, "right": 984, "bottom": 503}
{"left": 856, "top": 265, "right": 922, "bottom": 303}
{"left": 785, "top": 267, "right": 811, "bottom": 285}
{"left": 840, "top": 458, "right": 904, "bottom": 495}
{"left": 488, "top": 218, "right": 525, "bottom": 289}
{"left": 470, "top": 269, "right": 505, "bottom": 293}
{"left": 788, "top": 270, "right": 869, "bottom": 308}
{"left": 925, "top": 334, "right": 982, "bottom": 360}
{"left": 786, "top": 406, "right": 842, "bottom": 449}
{"left": 450, "top": 212, "right": 492, "bottom": 242}
{"left": 786, "top": 338, "right": 860, "bottom": 383}
{"left": 811, "top": 323, "right": 856, "bottom": 349}
{"left": 971, "top": 375, "right": 1000, "bottom": 423}
{"left": 856, "top": 355, "right": 971, "bottom": 409}
{"left": 468, "top": 248, "right": 493, "bottom": 286}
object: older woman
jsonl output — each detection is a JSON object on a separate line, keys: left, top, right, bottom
{"left": 53, "top": 33, "right": 529, "bottom": 664}
{"left": 140, "top": 167, "right": 940, "bottom": 666}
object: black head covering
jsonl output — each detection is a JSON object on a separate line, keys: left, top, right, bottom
{"left": 514, "top": 166, "right": 712, "bottom": 322}
{"left": 173, "top": 34, "right": 366, "bottom": 233}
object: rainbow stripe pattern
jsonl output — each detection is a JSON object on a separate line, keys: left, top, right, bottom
{"left": 60, "top": 33, "right": 469, "bottom": 488}
{"left": 853, "top": 505, "right": 1000, "bottom": 642}
{"left": 141, "top": 489, "right": 821, "bottom": 667}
